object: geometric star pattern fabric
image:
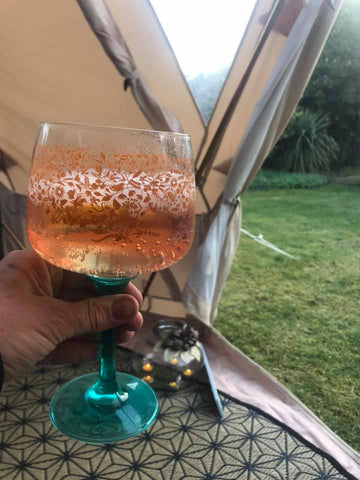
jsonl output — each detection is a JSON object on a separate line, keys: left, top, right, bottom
{"left": 0, "top": 349, "right": 355, "bottom": 480}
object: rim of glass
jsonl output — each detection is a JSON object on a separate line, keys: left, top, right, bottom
{"left": 39, "top": 122, "right": 191, "bottom": 139}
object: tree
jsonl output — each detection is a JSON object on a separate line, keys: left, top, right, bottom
{"left": 299, "top": 0, "right": 360, "bottom": 168}
{"left": 188, "top": 68, "right": 228, "bottom": 124}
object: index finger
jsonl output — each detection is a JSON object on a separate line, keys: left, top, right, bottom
{"left": 59, "top": 273, "right": 143, "bottom": 307}
{"left": 61, "top": 270, "right": 96, "bottom": 293}
{"left": 124, "top": 282, "right": 143, "bottom": 307}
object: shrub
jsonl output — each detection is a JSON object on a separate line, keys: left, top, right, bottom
{"left": 266, "top": 109, "right": 339, "bottom": 173}
{"left": 249, "top": 169, "right": 329, "bottom": 190}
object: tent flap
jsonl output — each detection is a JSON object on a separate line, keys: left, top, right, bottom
{"left": 183, "top": 201, "right": 242, "bottom": 324}
{"left": 76, "top": 0, "right": 183, "bottom": 133}
{"left": 183, "top": 0, "right": 343, "bottom": 325}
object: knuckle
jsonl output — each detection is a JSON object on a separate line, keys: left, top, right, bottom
{"left": 86, "top": 298, "right": 107, "bottom": 332}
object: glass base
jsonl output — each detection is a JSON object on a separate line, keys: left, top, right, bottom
{"left": 50, "top": 372, "right": 158, "bottom": 444}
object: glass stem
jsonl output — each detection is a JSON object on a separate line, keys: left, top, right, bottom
{"left": 84, "top": 276, "right": 133, "bottom": 411}
{"left": 99, "top": 328, "right": 117, "bottom": 386}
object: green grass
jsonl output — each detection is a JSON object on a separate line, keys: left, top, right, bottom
{"left": 214, "top": 185, "right": 360, "bottom": 451}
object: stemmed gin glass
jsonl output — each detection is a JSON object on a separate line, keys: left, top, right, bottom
{"left": 26, "top": 122, "right": 195, "bottom": 443}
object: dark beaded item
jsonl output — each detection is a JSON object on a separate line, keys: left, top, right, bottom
{"left": 161, "top": 326, "right": 199, "bottom": 352}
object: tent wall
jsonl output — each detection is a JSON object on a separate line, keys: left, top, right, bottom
{"left": 142, "top": 0, "right": 289, "bottom": 311}
{"left": 0, "top": 0, "right": 207, "bottom": 316}
{"left": 1, "top": 1, "right": 359, "bottom": 476}
{"left": 0, "top": 0, "right": 278, "bottom": 208}
{"left": 0, "top": 0, "right": 344, "bottom": 323}
{"left": 0, "top": 0, "right": 151, "bottom": 192}
{"left": 199, "top": 0, "right": 287, "bottom": 209}
{"left": 106, "top": 0, "right": 205, "bottom": 151}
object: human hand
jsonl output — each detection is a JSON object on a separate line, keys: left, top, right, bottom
{"left": 0, "top": 250, "right": 143, "bottom": 383}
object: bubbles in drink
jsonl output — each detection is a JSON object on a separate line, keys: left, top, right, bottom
{"left": 27, "top": 151, "right": 195, "bottom": 277}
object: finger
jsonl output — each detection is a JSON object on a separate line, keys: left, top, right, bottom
{"left": 61, "top": 273, "right": 142, "bottom": 301}
{"left": 50, "top": 293, "right": 140, "bottom": 340}
{"left": 124, "top": 283, "right": 143, "bottom": 307}
{"left": 121, "top": 312, "right": 143, "bottom": 332}
{"left": 116, "top": 330, "right": 135, "bottom": 344}
{"left": 62, "top": 311, "right": 143, "bottom": 343}
{"left": 57, "top": 280, "right": 143, "bottom": 305}
{"left": 57, "top": 288, "right": 98, "bottom": 302}
{"left": 60, "top": 270, "right": 96, "bottom": 293}
{"left": 0, "top": 250, "right": 63, "bottom": 296}
{"left": 78, "top": 329, "right": 135, "bottom": 344}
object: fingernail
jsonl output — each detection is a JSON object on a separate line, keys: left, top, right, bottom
{"left": 112, "top": 298, "right": 137, "bottom": 320}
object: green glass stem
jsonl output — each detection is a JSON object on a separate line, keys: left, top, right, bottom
{"left": 84, "top": 276, "right": 134, "bottom": 412}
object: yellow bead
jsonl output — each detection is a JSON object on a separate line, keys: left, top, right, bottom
{"left": 169, "top": 381, "right": 178, "bottom": 388}
{"left": 183, "top": 369, "right": 193, "bottom": 377}
{"left": 142, "top": 375, "right": 153, "bottom": 382}
{"left": 142, "top": 363, "right": 153, "bottom": 372}
{"left": 170, "top": 358, "right": 178, "bottom": 365}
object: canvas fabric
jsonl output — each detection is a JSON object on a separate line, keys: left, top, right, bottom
{"left": 0, "top": 0, "right": 359, "bottom": 477}
{"left": 77, "top": 0, "right": 183, "bottom": 134}
{"left": 183, "top": 0, "right": 344, "bottom": 325}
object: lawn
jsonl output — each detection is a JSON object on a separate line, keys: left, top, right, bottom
{"left": 214, "top": 184, "right": 360, "bottom": 452}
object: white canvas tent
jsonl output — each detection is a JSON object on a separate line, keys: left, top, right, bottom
{"left": 0, "top": 0, "right": 359, "bottom": 477}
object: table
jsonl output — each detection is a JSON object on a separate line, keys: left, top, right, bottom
{"left": 0, "top": 348, "right": 354, "bottom": 480}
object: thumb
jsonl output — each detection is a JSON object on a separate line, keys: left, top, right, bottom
{"left": 54, "top": 294, "right": 140, "bottom": 340}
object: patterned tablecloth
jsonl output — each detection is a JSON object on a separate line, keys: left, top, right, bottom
{"left": 0, "top": 348, "right": 354, "bottom": 480}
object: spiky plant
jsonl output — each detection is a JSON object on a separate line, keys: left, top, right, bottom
{"left": 270, "top": 109, "right": 339, "bottom": 173}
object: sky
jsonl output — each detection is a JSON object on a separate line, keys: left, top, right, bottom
{"left": 150, "top": 0, "right": 256, "bottom": 79}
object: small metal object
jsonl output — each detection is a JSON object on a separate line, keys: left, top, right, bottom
{"left": 132, "top": 319, "right": 203, "bottom": 390}
{"left": 199, "top": 344, "right": 224, "bottom": 418}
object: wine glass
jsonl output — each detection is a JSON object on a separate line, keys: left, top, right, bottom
{"left": 26, "top": 122, "right": 195, "bottom": 443}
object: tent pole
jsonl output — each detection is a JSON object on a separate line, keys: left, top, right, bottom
{"left": 0, "top": 149, "right": 16, "bottom": 192}
{"left": 195, "top": 0, "right": 285, "bottom": 190}
{"left": 0, "top": 221, "right": 25, "bottom": 251}
{"left": 143, "top": 0, "right": 284, "bottom": 301}
{"left": 194, "top": 0, "right": 261, "bottom": 169}
{"left": 142, "top": 271, "right": 156, "bottom": 299}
